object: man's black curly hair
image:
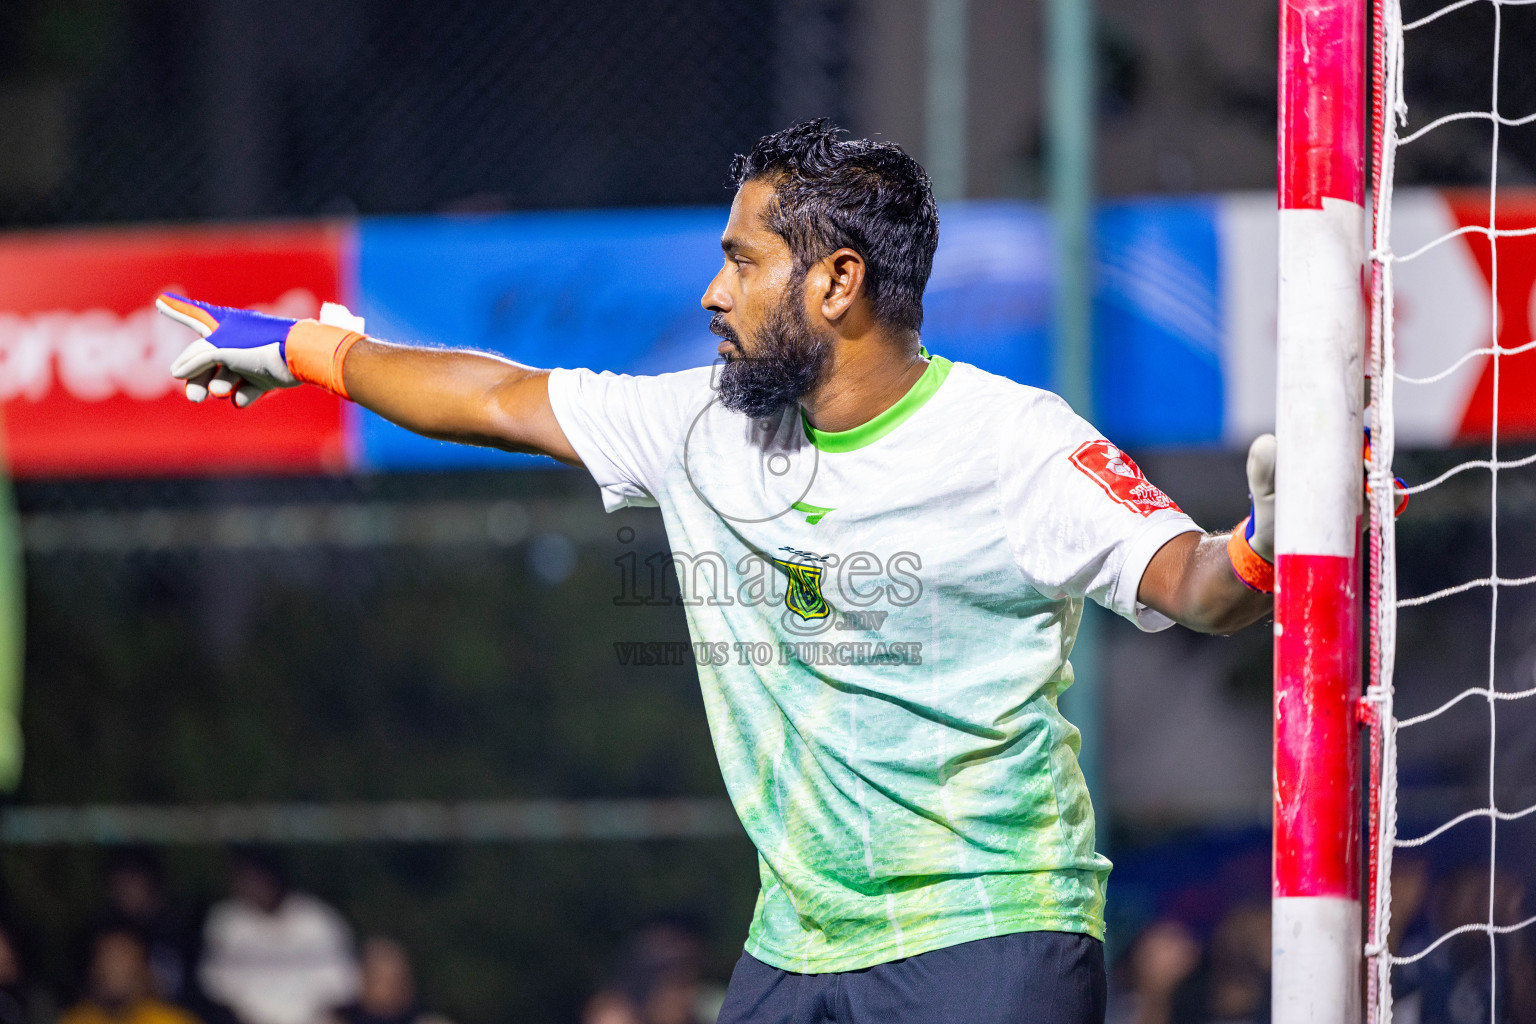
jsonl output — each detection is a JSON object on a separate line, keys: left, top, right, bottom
{"left": 729, "top": 119, "right": 939, "bottom": 335}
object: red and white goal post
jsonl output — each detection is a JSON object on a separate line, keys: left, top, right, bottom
{"left": 1278, "top": 0, "right": 1536, "bottom": 1019}
{"left": 1273, "top": 1, "right": 1367, "bottom": 1023}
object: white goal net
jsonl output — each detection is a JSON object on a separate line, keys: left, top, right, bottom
{"left": 1367, "top": 1, "right": 1536, "bottom": 1022}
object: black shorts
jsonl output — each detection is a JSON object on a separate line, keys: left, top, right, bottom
{"left": 716, "top": 930, "right": 1106, "bottom": 1024}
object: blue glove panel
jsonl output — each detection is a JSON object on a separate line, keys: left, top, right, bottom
{"left": 158, "top": 294, "right": 298, "bottom": 358}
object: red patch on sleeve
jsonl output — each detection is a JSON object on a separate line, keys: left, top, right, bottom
{"left": 1069, "top": 440, "right": 1181, "bottom": 517}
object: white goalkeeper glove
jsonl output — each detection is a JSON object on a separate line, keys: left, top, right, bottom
{"left": 159, "top": 294, "right": 367, "bottom": 408}
{"left": 1228, "top": 433, "right": 1276, "bottom": 592}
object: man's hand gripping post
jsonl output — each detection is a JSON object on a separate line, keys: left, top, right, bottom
{"left": 1228, "top": 434, "right": 1277, "bottom": 593}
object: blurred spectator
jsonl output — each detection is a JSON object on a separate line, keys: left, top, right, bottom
{"left": 325, "top": 938, "right": 448, "bottom": 1024}
{"left": 1201, "top": 903, "right": 1270, "bottom": 1024}
{"left": 197, "top": 849, "right": 358, "bottom": 1024}
{"left": 0, "top": 925, "right": 23, "bottom": 1024}
{"left": 96, "top": 849, "right": 196, "bottom": 1005}
{"left": 59, "top": 928, "right": 201, "bottom": 1024}
{"left": 1108, "top": 903, "right": 1270, "bottom": 1024}
{"left": 1394, "top": 864, "right": 1536, "bottom": 1024}
{"left": 581, "top": 919, "right": 722, "bottom": 1024}
{"left": 1387, "top": 856, "right": 1434, "bottom": 962}
{"left": 0, "top": 920, "right": 43, "bottom": 1024}
{"left": 1106, "top": 919, "right": 1202, "bottom": 1024}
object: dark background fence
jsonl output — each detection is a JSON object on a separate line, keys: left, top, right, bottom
{"left": 4, "top": 0, "right": 1535, "bottom": 232}
{"left": 10, "top": 467, "right": 756, "bottom": 1024}
{"left": 0, "top": 0, "right": 848, "bottom": 226}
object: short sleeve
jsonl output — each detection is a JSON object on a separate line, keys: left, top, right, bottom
{"left": 546, "top": 366, "right": 711, "bottom": 512}
{"left": 999, "top": 393, "right": 1203, "bottom": 631}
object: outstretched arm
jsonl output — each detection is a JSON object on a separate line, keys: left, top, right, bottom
{"left": 1137, "top": 435, "right": 1276, "bottom": 635}
{"left": 157, "top": 294, "right": 580, "bottom": 464}
{"left": 341, "top": 340, "right": 578, "bottom": 462}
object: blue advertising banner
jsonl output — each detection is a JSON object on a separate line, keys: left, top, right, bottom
{"left": 1093, "top": 198, "right": 1224, "bottom": 447}
{"left": 353, "top": 199, "right": 1224, "bottom": 469}
{"left": 354, "top": 207, "right": 726, "bottom": 468}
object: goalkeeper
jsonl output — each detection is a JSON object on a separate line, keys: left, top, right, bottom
{"left": 159, "top": 120, "right": 1275, "bottom": 1024}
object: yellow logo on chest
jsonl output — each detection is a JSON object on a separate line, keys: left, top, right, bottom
{"left": 772, "top": 547, "right": 831, "bottom": 621}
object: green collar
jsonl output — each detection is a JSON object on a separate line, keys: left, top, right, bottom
{"left": 800, "top": 352, "right": 953, "bottom": 453}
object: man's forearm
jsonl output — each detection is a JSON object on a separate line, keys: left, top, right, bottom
{"left": 1181, "top": 532, "right": 1272, "bottom": 633}
{"left": 1140, "top": 531, "right": 1273, "bottom": 635}
{"left": 341, "top": 339, "right": 579, "bottom": 462}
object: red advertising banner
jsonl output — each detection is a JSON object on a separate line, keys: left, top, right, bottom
{"left": 0, "top": 223, "right": 352, "bottom": 479}
{"left": 1442, "top": 190, "right": 1536, "bottom": 441}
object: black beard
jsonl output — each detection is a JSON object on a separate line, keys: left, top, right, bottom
{"left": 711, "top": 295, "right": 830, "bottom": 419}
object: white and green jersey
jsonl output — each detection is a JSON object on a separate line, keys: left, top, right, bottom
{"left": 548, "top": 354, "right": 1201, "bottom": 973}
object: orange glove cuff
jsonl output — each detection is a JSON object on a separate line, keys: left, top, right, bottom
{"left": 286, "top": 320, "right": 365, "bottom": 400}
{"left": 1228, "top": 517, "right": 1275, "bottom": 594}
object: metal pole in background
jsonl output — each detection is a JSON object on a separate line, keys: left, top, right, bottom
{"left": 0, "top": 424, "right": 23, "bottom": 793}
{"left": 1048, "top": 0, "right": 1103, "bottom": 812}
{"left": 925, "top": 0, "right": 968, "bottom": 201}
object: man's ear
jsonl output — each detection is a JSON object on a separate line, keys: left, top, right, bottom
{"left": 818, "top": 248, "right": 866, "bottom": 322}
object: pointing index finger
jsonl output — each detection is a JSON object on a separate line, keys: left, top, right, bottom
{"left": 156, "top": 294, "right": 219, "bottom": 338}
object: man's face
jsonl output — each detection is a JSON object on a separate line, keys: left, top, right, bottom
{"left": 109, "top": 867, "right": 161, "bottom": 920}
{"left": 700, "top": 179, "right": 831, "bottom": 417}
{"left": 231, "top": 863, "right": 284, "bottom": 914}
{"left": 359, "top": 938, "right": 415, "bottom": 1016}
{"left": 91, "top": 934, "right": 150, "bottom": 1008}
